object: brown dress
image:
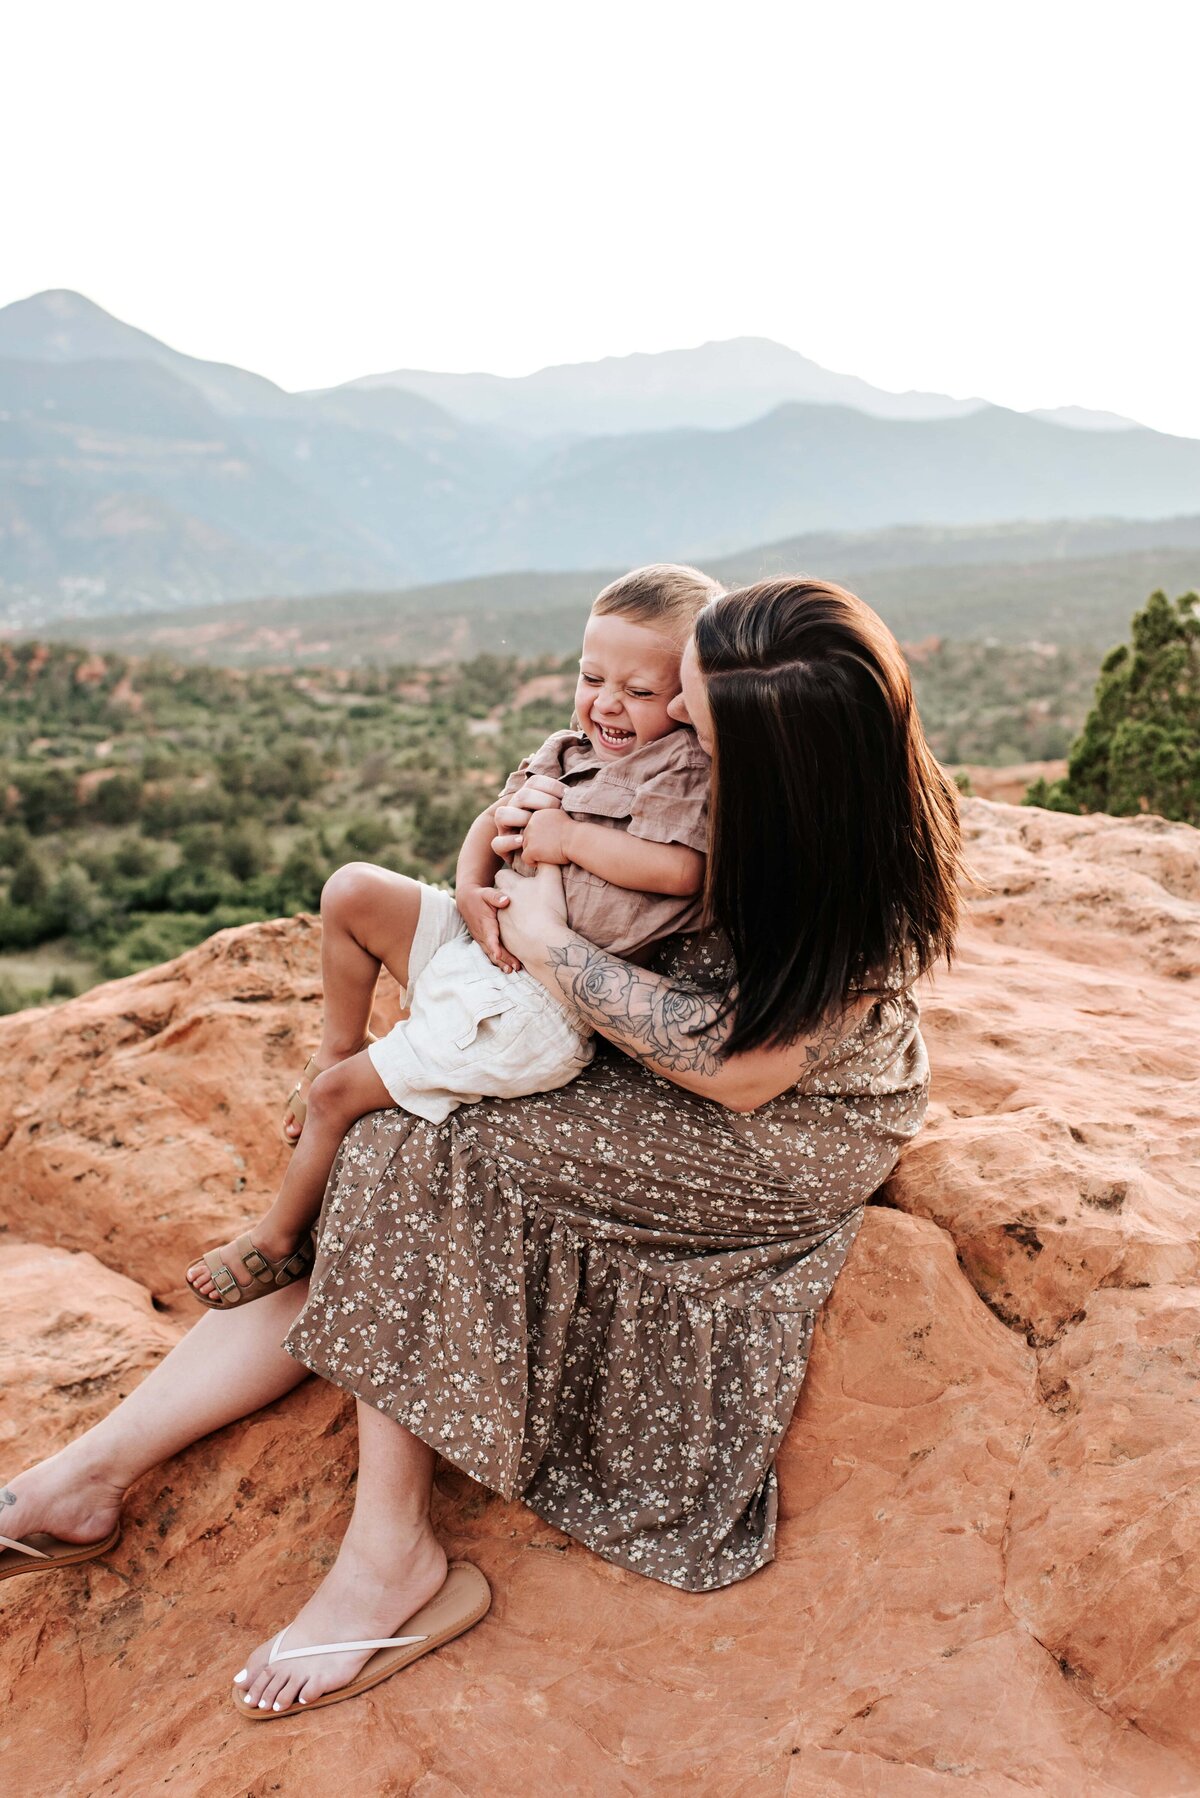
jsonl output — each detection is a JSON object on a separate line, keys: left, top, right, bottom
{"left": 283, "top": 935, "right": 929, "bottom": 1592}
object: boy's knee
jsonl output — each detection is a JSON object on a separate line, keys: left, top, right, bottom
{"left": 320, "top": 860, "right": 381, "bottom": 920}
{"left": 320, "top": 861, "right": 417, "bottom": 924}
{"left": 305, "top": 1061, "right": 363, "bottom": 1124}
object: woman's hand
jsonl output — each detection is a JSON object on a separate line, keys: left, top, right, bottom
{"left": 494, "top": 862, "right": 569, "bottom": 963}
{"left": 491, "top": 775, "right": 565, "bottom": 858}
{"left": 455, "top": 882, "right": 521, "bottom": 975}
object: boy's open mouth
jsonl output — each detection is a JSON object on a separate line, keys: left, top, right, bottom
{"left": 595, "top": 724, "right": 636, "bottom": 750}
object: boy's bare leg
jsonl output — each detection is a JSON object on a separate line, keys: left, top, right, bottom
{"left": 283, "top": 863, "right": 424, "bottom": 1142}
{"left": 0, "top": 1283, "right": 312, "bottom": 1552}
{"left": 186, "top": 1050, "right": 394, "bottom": 1301}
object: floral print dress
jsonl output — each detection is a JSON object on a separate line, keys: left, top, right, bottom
{"left": 283, "top": 935, "right": 929, "bottom": 1591}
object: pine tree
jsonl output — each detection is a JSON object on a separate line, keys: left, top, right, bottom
{"left": 1025, "top": 590, "right": 1199, "bottom": 824}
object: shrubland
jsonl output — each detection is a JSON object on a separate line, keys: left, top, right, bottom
{"left": 0, "top": 631, "right": 1105, "bottom": 1008}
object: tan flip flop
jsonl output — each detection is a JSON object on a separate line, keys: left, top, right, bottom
{"left": 233, "top": 1561, "right": 491, "bottom": 1720}
{"left": 0, "top": 1521, "right": 121, "bottom": 1584}
{"left": 188, "top": 1232, "right": 316, "bottom": 1310}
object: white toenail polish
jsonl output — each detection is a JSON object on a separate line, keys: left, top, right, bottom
{"left": 258, "top": 1699, "right": 268, "bottom": 1708}
{"left": 273, "top": 1703, "right": 281, "bottom": 1711}
{"left": 234, "top": 1670, "right": 248, "bottom": 1683}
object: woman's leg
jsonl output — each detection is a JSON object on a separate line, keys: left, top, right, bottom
{"left": 1, "top": 1283, "right": 312, "bottom": 1551}
{"left": 283, "top": 863, "right": 424, "bottom": 1142}
{"left": 236, "top": 1400, "right": 447, "bottom": 1713}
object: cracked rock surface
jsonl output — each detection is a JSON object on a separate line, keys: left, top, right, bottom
{"left": 1, "top": 799, "right": 1197, "bottom": 1795}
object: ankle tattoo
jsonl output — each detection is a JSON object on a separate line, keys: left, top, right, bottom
{"left": 0, "top": 1486, "right": 16, "bottom": 1508}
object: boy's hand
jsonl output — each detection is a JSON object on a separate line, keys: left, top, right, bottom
{"left": 491, "top": 775, "right": 565, "bottom": 857}
{"left": 520, "top": 807, "right": 574, "bottom": 868}
{"left": 456, "top": 883, "right": 520, "bottom": 974}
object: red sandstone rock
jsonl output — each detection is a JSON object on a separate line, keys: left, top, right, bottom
{"left": 1, "top": 797, "right": 1198, "bottom": 1794}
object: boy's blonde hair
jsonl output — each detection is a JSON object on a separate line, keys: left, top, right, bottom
{"left": 592, "top": 563, "right": 724, "bottom": 645}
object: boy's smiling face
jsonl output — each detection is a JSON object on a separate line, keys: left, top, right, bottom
{"left": 575, "top": 612, "right": 683, "bottom": 760}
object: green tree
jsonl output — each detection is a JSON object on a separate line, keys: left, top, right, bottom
{"left": 9, "top": 845, "right": 50, "bottom": 908}
{"left": 91, "top": 771, "right": 144, "bottom": 825}
{"left": 1025, "top": 590, "right": 1199, "bottom": 824}
{"left": 16, "top": 767, "right": 80, "bottom": 834}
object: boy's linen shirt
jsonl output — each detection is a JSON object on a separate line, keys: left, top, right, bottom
{"left": 497, "top": 727, "right": 711, "bottom": 960}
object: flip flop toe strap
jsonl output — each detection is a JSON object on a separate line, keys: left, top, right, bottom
{"left": 268, "top": 1626, "right": 428, "bottom": 1664}
{"left": 0, "top": 1533, "right": 49, "bottom": 1559}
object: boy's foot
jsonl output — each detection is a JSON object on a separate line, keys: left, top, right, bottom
{"left": 185, "top": 1226, "right": 308, "bottom": 1304}
{"left": 282, "top": 1037, "right": 373, "bottom": 1145}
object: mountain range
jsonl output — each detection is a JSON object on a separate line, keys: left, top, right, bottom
{"left": 0, "top": 288, "right": 1195, "bottom": 623}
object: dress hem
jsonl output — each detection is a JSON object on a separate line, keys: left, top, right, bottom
{"left": 283, "top": 1329, "right": 778, "bottom": 1594}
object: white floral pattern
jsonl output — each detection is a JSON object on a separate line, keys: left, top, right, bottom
{"left": 283, "top": 932, "right": 929, "bottom": 1591}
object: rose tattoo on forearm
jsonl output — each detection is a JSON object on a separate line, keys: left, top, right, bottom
{"left": 547, "top": 943, "right": 728, "bottom": 1075}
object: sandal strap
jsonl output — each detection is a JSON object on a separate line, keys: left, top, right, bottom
{"left": 0, "top": 1533, "right": 49, "bottom": 1560}
{"left": 268, "top": 1626, "right": 428, "bottom": 1665}
{"left": 200, "top": 1234, "right": 315, "bottom": 1307}
{"left": 234, "top": 1235, "right": 276, "bottom": 1286}
{"left": 203, "top": 1251, "right": 243, "bottom": 1301}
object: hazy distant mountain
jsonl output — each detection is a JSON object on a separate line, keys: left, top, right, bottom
{"left": 1, "top": 289, "right": 1196, "bottom": 621}
{"left": 1029, "top": 405, "right": 1139, "bottom": 432}
{"left": 439, "top": 402, "right": 1200, "bottom": 572}
{"left": 342, "top": 336, "right": 992, "bottom": 436}
{"left": 0, "top": 352, "right": 526, "bottom": 615}
{"left": 0, "top": 288, "right": 297, "bottom": 419}
{"left": 0, "top": 289, "right": 476, "bottom": 439}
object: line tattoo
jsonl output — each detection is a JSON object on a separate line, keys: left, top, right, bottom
{"left": 547, "top": 943, "right": 729, "bottom": 1076}
{"left": 0, "top": 1486, "right": 16, "bottom": 1508}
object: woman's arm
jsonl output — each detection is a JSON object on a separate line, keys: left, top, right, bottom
{"left": 455, "top": 808, "right": 520, "bottom": 973}
{"left": 456, "top": 806, "right": 503, "bottom": 891}
{"left": 521, "top": 807, "right": 704, "bottom": 898}
{"left": 493, "top": 865, "right": 855, "bottom": 1113}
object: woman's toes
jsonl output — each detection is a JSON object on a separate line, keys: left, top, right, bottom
{"left": 241, "top": 1666, "right": 273, "bottom": 1706}
{"left": 270, "top": 1673, "right": 304, "bottom": 1712}
{"left": 258, "top": 1670, "right": 292, "bottom": 1710}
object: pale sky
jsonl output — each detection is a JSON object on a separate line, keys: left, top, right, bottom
{"left": 5, "top": 0, "right": 1199, "bottom": 434}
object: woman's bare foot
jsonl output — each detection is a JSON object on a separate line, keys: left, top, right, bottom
{"left": 234, "top": 1521, "right": 448, "bottom": 1713}
{"left": 1, "top": 1443, "right": 125, "bottom": 1551}
{"left": 185, "top": 1221, "right": 308, "bottom": 1303}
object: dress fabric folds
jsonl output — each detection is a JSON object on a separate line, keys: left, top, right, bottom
{"left": 283, "top": 936, "right": 929, "bottom": 1591}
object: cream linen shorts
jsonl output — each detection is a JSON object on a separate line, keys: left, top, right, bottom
{"left": 367, "top": 883, "right": 594, "bottom": 1126}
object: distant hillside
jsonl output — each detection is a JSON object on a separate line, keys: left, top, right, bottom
{"left": 463, "top": 403, "right": 1200, "bottom": 571}
{"left": 33, "top": 540, "right": 1200, "bottom": 669}
{"left": 1, "top": 290, "right": 1195, "bottom": 620}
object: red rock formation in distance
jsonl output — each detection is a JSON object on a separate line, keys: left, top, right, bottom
{"left": 1, "top": 798, "right": 1198, "bottom": 1795}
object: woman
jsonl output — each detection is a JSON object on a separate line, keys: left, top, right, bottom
{"left": 0, "top": 579, "right": 961, "bottom": 1719}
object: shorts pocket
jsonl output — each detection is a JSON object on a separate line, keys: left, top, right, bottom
{"left": 452, "top": 983, "right": 517, "bottom": 1052}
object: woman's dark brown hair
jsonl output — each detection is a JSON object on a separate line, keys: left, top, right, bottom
{"left": 695, "top": 578, "right": 961, "bottom": 1056}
